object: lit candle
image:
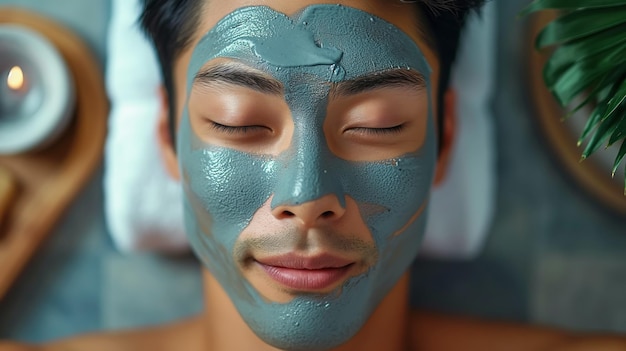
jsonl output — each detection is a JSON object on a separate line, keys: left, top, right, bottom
{"left": 7, "top": 66, "right": 25, "bottom": 91}
{"left": 0, "top": 25, "right": 75, "bottom": 154}
{"left": 1, "top": 64, "right": 33, "bottom": 118}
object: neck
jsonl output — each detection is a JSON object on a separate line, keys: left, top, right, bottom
{"left": 201, "top": 269, "right": 411, "bottom": 351}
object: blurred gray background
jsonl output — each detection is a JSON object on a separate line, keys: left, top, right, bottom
{"left": 1, "top": 0, "right": 626, "bottom": 342}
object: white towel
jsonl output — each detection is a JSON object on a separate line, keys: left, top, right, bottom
{"left": 104, "top": 0, "right": 187, "bottom": 252}
{"left": 104, "top": 0, "right": 496, "bottom": 259}
{"left": 423, "top": 1, "right": 497, "bottom": 258}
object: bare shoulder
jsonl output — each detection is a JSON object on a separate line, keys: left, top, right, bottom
{"left": 0, "top": 341, "right": 38, "bottom": 351}
{"left": 409, "top": 311, "right": 626, "bottom": 351}
{"left": 409, "top": 311, "right": 562, "bottom": 351}
{"left": 1, "top": 316, "right": 205, "bottom": 351}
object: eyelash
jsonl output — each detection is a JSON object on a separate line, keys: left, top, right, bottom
{"left": 348, "top": 124, "right": 405, "bottom": 135}
{"left": 210, "top": 122, "right": 266, "bottom": 135}
{"left": 210, "top": 122, "right": 404, "bottom": 136}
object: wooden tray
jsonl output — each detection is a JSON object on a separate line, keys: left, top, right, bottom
{"left": 0, "top": 7, "right": 108, "bottom": 299}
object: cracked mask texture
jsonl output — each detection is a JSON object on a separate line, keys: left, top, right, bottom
{"left": 179, "top": 5, "right": 436, "bottom": 350}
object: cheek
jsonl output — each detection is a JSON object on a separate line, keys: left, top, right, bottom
{"left": 180, "top": 141, "right": 279, "bottom": 304}
{"left": 183, "top": 149, "right": 275, "bottom": 237}
{"left": 178, "top": 112, "right": 279, "bottom": 245}
{"left": 345, "top": 155, "right": 433, "bottom": 247}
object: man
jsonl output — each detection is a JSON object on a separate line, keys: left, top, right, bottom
{"left": 2, "top": 0, "right": 626, "bottom": 350}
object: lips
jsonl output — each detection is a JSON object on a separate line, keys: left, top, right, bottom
{"left": 255, "top": 254, "right": 354, "bottom": 291}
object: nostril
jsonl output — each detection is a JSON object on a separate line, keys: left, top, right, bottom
{"left": 272, "top": 208, "right": 296, "bottom": 220}
{"left": 321, "top": 211, "right": 335, "bottom": 218}
{"left": 271, "top": 195, "right": 345, "bottom": 223}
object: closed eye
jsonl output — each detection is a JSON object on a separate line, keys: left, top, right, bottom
{"left": 345, "top": 124, "right": 405, "bottom": 136}
{"left": 210, "top": 121, "right": 271, "bottom": 135}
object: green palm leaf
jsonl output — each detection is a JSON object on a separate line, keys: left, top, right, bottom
{"left": 543, "top": 24, "right": 626, "bottom": 84}
{"left": 567, "top": 71, "right": 620, "bottom": 118}
{"left": 523, "top": 0, "right": 626, "bottom": 194}
{"left": 609, "top": 113, "right": 626, "bottom": 146}
{"left": 582, "top": 109, "right": 621, "bottom": 159}
{"left": 605, "top": 80, "right": 626, "bottom": 122}
{"left": 579, "top": 101, "right": 609, "bottom": 144}
{"left": 535, "top": 6, "right": 626, "bottom": 48}
{"left": 520, "top": 0, "right": 626, "bottom": 16}
{"left": 547, "top": 45, "right": 626, "bottom": 106}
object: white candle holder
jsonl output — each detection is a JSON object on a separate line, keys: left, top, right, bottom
{"left": 0, "top": 24, "right": 75, "bottom": 154}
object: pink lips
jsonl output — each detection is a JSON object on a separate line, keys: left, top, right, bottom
{"left": 256, "top": 254, "right": 354, "bottom": 291}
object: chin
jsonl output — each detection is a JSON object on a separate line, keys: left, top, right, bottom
{"left": 239, "top": 279, "right": 376, "bottom": 351}
{"left": 228, "top": 259, "right": 397, "bottom": 351}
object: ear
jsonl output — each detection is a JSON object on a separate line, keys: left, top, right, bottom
{"left": 156, "top": 85, "right": 181, "bottom": 181}
{"left": 433, "top": 89, "right": 457, "bottom": 186}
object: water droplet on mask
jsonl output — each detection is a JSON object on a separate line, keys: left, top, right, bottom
{"left": 302, "top": 21, "right": 308, "bottom": 25}
{"left": 294, "top": 322, "right": 300, "bottom": 327}
{"left": 369, "top": 17, "right": 374, "bottom": 22}
{"left": 324, "top": 302, "right": 330, "bottom": 309}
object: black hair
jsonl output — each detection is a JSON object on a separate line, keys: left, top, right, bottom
{"left": 140, "top": 0, "right": 487, "bottom": 146}
{"left": 419, "top": 0, "right": 487, "bottom": 149}
{"left": 140, "top": 0, "right": 204, "bottom": 135}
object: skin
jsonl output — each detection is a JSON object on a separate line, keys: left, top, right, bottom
{"left": 2, "top": 0, "right": 626, "bottom": 350}
{"left": 162, "top": 0, "right": 451, "bottom": 183}
{"left": 179, "top": 4, "right": 439, "bottom": 349}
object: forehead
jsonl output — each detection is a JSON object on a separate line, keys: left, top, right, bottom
{"left": 187, "top": 5, "right": 431, "bottom": 85}
{"left": 172, "top": 0, "right": 440, "bottom": 123}
{"left": 182, "top": 0, "right": 435, "bottom": 65}
{"left": 196, "top": 0, "right": 423, "bottom": 37}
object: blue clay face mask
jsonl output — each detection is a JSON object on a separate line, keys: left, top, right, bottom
{"left": 179, "top": 4, "right": 436, "bottom": 350}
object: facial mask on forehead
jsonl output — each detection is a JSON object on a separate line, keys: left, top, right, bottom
{"left": 179, "top": 5, "right": 436, "bottom": 350}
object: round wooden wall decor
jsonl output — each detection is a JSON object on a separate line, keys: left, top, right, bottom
{"left": 527, "top": 11, "right": 626, "bottom": 217}
{"left": 0, "top": 7, "right": 108, "bottom": 299}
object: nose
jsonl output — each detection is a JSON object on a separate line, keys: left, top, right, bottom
{"left": 270, "top": 139, "right": 346, "bottom": 227}
{"left": 272, "top": 194, "right": 346, "bottom": 227}
{"left": 270, "top": 77, "right": 346, "bottom": 227}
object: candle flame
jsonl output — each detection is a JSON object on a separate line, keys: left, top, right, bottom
{"left": 7, "top": 66, "right": 25, "bottom": 91}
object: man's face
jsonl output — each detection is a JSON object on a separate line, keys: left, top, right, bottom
{"left": 172, "top": 1, "right": 440, "bottom": 349}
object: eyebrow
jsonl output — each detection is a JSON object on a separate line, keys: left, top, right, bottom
{"left": 331, "top": 69, "right": 427, "bottom": 98}
{"left": 193, "top": 64, "right": 426, "bottom": 97}
{"left": 193, "top": 63, "right": 284, "bottom": 95}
